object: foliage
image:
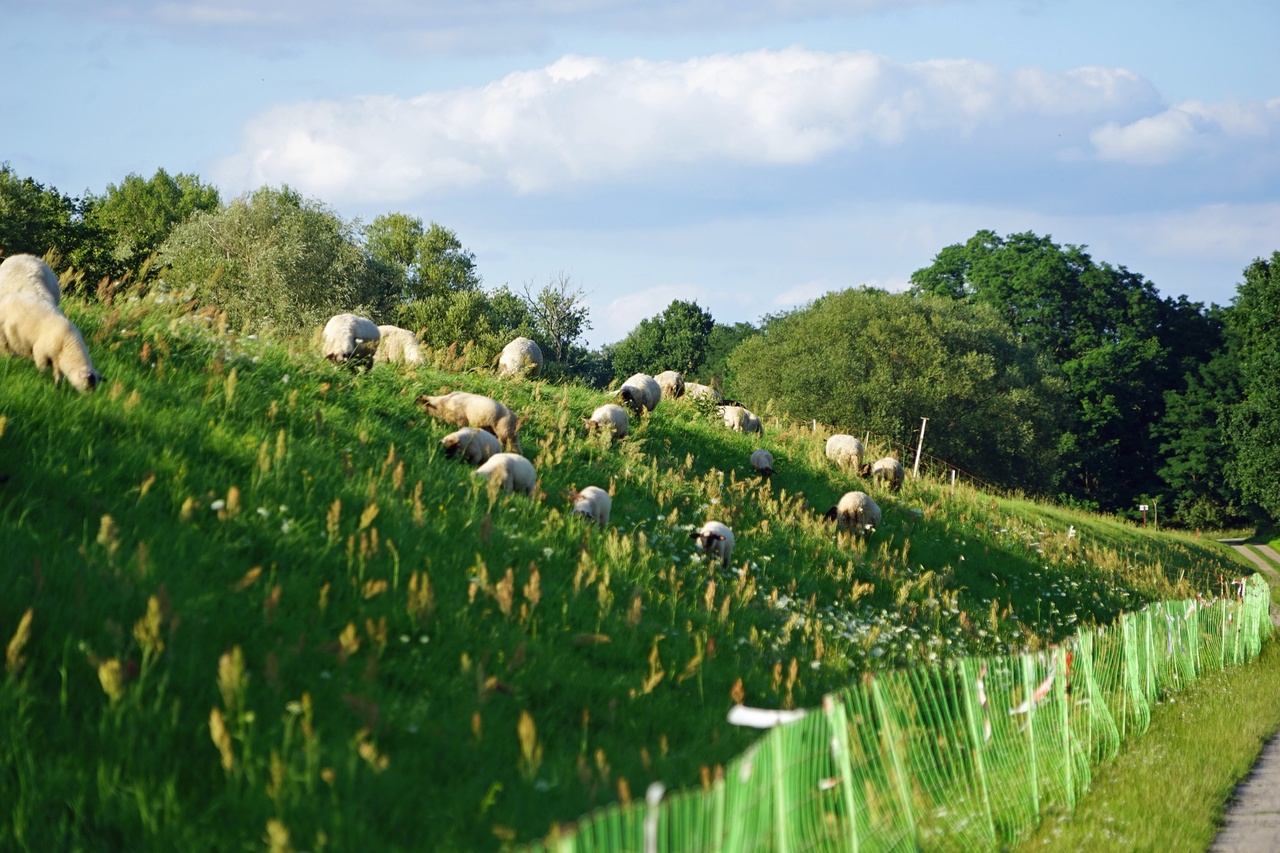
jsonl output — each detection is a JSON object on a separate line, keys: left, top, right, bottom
{"left": 0, "top": 162, "right": 92, "bottom": 270}
{"left": 364, "top": 215, "right": 482, "bottom": 301}
{"left": 728, "top": 287, "right": 1067, "bottom": 492}
{"left": 520, "top": 272, "right": 592, "bottom": 364}
{"left": 696, "top": 321, "right": 758, "bottom": 394}
{"left": 84, "top": 168, "right": 221, "bottom": 273}
{"left": 1225, "top": 252, "right": 1280, "bottom": 519}
{"left": 158, "top": 185, "right": 401, "bottom": 331}
{"left": 609, "top": 300, "right": 714, "bottom": 379}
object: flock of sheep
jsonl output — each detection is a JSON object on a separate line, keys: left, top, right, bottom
{"left": 0, "top": 254, "right": 104, "bottom": 393}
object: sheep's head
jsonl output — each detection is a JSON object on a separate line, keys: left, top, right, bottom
{"left": 415, "top": 394, "right": 441, "bottom": 414}
{"left": 440, "top": 435, "right": 461, "bottom": 459}
{"left": 72, "top": 369, "right": 103, "bottom": 393}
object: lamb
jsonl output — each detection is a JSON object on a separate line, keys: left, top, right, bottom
{"left": 0, "top": 254, "right": 60, "bottom": 307}
{"left": 750, "top": 448, "right": 774, "bottom": 477}
{"left": 584, "top": 403, "right": 629, "bottom": 439}
{"left": 498, "top": 336, "right": 544, "bottom": 379}
{"left": 824, "top": 491, "right": 881, "bottom": 533}
{"left": 654, "top": 370, "right": 685, "bottom": 399}
{"left": 721, "top": 404, "right": 763, "bottom": 435}
{"left": 0, "top": 293, "right": 102, "bottom": 392}
{"left": 864, "top": 456, "right": 905, "bottom": 492}
{"left": 569, "top": 485, "right": 612, "bottom": 527}
{"left": 440, "top": 427, "right": 502, "bottom": 466}
{"left": 619, "top": 373, "right": 662, "bottom": 414}
{"left": 322, "top": 313, "right": 380, "bottom": 365}
{"left": 417, "top": 391, "right": 522, "bottom": 454}
{"left": 473, "top": 452, "right": 537, "bottom": 496}
{"left": 825, "top": 434, "right": 864, "bottom": 472}
{"left": 374, "top": 325, "right": 423, "bottom": 365}
{"left": 685, "top": 383, "right": 723, "bottom": 403}
{"left": 690, "top": 521, "right": 735, "bottom": 568}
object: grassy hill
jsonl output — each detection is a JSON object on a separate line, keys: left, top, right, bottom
{"left": 0, "top": 288, "right": 1254, "bottom": 851}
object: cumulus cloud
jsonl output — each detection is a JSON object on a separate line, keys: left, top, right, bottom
{"left": 1091, "top": 98, "right": 1280, "bottom": 165}
{"left": 216, "top": 48, "right": 1161, "bottom": 201}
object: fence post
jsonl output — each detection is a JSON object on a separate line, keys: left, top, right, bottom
{"left": 912, "top": 418, "right": 928, "bottom": 479}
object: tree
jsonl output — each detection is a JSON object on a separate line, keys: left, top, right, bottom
{"left": 697, "top": 321, "right": 759, "bottom": 393}
{"left": 729, "top": 287, "right": 1067, "bottom": 492}
{"left": 365, "top": 215, "right": 481, "bottom": 301}
{"left": 85, "top": 168, "right": 220, "bottom": 272}
{"left": 610, "top": 300, "right": 714, "bottom": 379}
{"left": 0, "top": 163, "right": 88, "bottom": 263}
{"left": 520, "top": 272, "right": 591, "bottom": 364}
{"left": 1225, "top": 252, "right": 1280, "bottom": 521}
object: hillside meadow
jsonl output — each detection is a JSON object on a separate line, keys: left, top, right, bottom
{"left": 0, "top": 286, "right": 1256, "bottom": 851}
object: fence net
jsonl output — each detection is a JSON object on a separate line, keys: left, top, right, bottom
{"left": 524, "top": 575, "right": 1273, "bottom": 853}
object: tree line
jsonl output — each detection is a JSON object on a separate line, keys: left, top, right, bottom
{"left": 2, "top": 163, "right": 1276, "bottom": 529}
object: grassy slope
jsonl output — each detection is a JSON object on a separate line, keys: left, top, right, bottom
{"left": 0, "top": 291, "right": 1260, "bottom": 851}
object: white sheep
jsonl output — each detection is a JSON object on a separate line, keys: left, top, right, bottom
{"left": 374, "top": 325, "right": 423, "bottom": 365}
{"left": 750, "top": 448, "right": 774, "bottom": 477}
{"left": 498, "top": 336, "right": 544, "bottom": 379}
{"left": 654, "top": 370, "right": 685, "bottom": 400}
{"left": 825, "top": 434, "right": 864, "bottom": 472}
{"left": 473, "top": 452, "right": 537, "bottom": 496}
{"left": 824, "top": 491, "right": 881, "bottom": 533}
{"left": 417, "top": 391, "right": 522, "bottom": 454}
{"left": 440, "top": 427, "right": 502, "bottom": 465}
{"left": 865, "top": 456, "right": 905, "bottom": 492}
{"left": 584, "top": 403, "right": 629, "bottom": 439}
{"left": 619, "top": 373, "right": 661, "bottom": 413}
{"left": 322, "top": 313, "right": 380, "bottom": 365}
{"left": 0, "top": 254, "right": 60, "bottom": 307}
{"left": 685, "top": 383, "right": 723, "bottom": 403}
{"left": 690, "top": 521, "right": 735, "bottom": 567}
{"left": 569, "top": 485, "right": 612, "bottom": 527}
{"left": 721, "top": 404, "right": 763, "bottom": 435}
{"left": 0, "top": 293, "right": 102, "bottom": 393}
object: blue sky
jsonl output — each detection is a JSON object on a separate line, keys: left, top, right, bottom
{"left": 3, "top": 0, "right": 1278, "bottom": 345}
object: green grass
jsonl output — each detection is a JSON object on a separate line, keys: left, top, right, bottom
{"left": 0, "top": 288, "right": 1263, "bottom": 851}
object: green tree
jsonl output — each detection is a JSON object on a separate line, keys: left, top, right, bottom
{"left": 0, "top": 163, "right": 88, "bottom": 263}
{"left": 520, "top": 272, "right": 591, "bottom": 364}
{"left": 729, "top": 287, "right": 1066, "bottom": 492}
{"left": 365, "top": 215, "right": 481, "bottom": 301}
{"left": 159, "top": 185, "right": 400, "bottom": 330}
{"left": 1225, "top": 252, "right": 1280, "bottom": 520}
{"left": 610, "top": 299, "right": 714, "bottom": 379}
{"left": 85, "top": 168, "right": 220, "bottom": 272}
{"left": 696, "top": 321, "right": 759, "bottom": 393}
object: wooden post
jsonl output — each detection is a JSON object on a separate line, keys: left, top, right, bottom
{"left": 912, "top": 417, "right": 928, "bottom": 479}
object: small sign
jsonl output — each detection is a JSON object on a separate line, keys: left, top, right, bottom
{"left": 1139, "top": 504, "right": 1149, "bottom": 511}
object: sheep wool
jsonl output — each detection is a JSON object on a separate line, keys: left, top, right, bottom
{"left": 750, "top": 448, "right": 775, "bottom": 477}
{"left": 374, "top": 325, "right": 423, "bottom": 365}
{"left": 0, "top": 293, "right": 102, "bottom": 392}
{"left": 721, "top": 405, "right": 763, "bottom": 435}
{"left": 690, "top": 521, "right": 735, "bottom": 567}
{"left": 869, "top": 457, "right": 905, "bottom": 492}
{"left": 570, "top": 485, "right": 612, "bottom": 527}
{"left": 473, "top": 452, "right": 537, "bottom": 496}
{"left": 322, "top": 313, "right": 380, "bottom": 365}
{"left": 825, "top": 491, "right": 881, "bottom": 533}
{"left": 440, "top": 427, "right": 502, "bottom": 466}
{"left": 619, "top": 373, "right": 661, "bottom": 413}
{"left": 498, "top": 337, "right": 544, "bottom": 378}
{"left": 584, "top": 403, "right": 629, "bottom": 439}
{"left": 0, "top": 254, "right": 60, "bottom": 307}
{"left": 654, "top": 370, "right": 685, "bottom": 399}
{"left": 825, "top": 434, "right": 864, "bottom": 472}
{"left": 684, "top": 382, "right": 723, "bottom": 403}
{"left": 417, "top": 391, "right": 522, "bottom": 454}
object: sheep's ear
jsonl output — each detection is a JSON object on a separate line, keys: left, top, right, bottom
{"left": 711, "top": 533, "right": 725, "bottom": 541}
{"left": 87, "top": 372, "right": 102, "bottom": 390}
{"left": 688, "top": 531, "right": 699, "bottom": 541}
{"left": 823, "top": 507, "right": 837, "bottom": 521}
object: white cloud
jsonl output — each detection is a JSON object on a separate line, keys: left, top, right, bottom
{"left": 216, "top": 48, "right": 1161, "bottom": 201}
{"left": 1091, "top": 98, "right": 1280, "bottom": 165}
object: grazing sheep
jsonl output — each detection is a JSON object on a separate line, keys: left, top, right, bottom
{"left": 440, "top": 427, "right": 502, "bottom": 466}
{"left": 619, "top": 373, "right": 662, "bottom": 414}
{"left": 498, "top": 336, "right": 544, "bottom": 379}
{"left": 721, "top": 404, "right": 763, "bottom": 435}
{"left": 569, "top": 485, "right": 611, "bottom": 527}
{"left": 584, "top": 403, "right": 629, "bottom": 439}
{"left": 0, "top": 254, "right": 60, "bottom": 307}
{"left": 374, "top": 325, "right": 423, "bottom": 365}
{"left": 685, "top": 382, "right": 723, "bottom": 403}
{"left": 690, "top": 521, "right": 735, "bottom": 567}
{"left": 654, "top": 370, "right": 685, "bottom": 399}
{"left": 0, "top": 293, "right": 102, "bottom": 392}
{"left": 825, "top": 434, "right": 864, "bottom": 472}
{"left": 322, "top": 313, "right": 380, "bottom": 365}
{"left": 750, "top": 448, "right": 775, "bottom": 477}
{"left": 866, "top": 456, "right": 905, "bottom": 492}
{"left": 417, "top": 391, "right": 522, "bottom": 454}
{"left": 473, "top": 452, "right": 537, "bottom": 496}
{"left": 824, "top": 491, "right": 881, "bottom": 533}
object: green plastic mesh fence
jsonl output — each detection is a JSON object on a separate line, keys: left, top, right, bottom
{"left": 522, "top": 574, "right": 1273, "bottom": 853}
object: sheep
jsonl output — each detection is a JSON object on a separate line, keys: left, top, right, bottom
{"left": 374, "top": 325, "right": 423, "bottom": 365}
{"left": 0, "top": 254, "right": 60, "bottom": 307}
{"left": 569, "top": 485, "right": 611, "bottom": 527}
{"left": 584, "top": 403, "right": 629, "bottom": 439}
{"left": 865, "top": 456, "right": 905, "bottom": 492}
{"left": 417, "top": 391, "right": 522, "bottom": 454}
{"left": 0, "top": 293, "right": 102, "bottom": 392}
{"left": 498, "top": 336, "right": 544, "bottom": 379}
{"left": 690, "top": 521, "right": 735, "bottom": 568}
{"left": 619, "top": 373, "right": 661, "bottom": 414}
{"left": 473, "top": 452, "right": 537, "bottom": 496}
{"left": 824, "top": 491, "right": 881, "bottom": 533}
{"left": 654, "top": 370, "right": 685, "bottom": 399}
{"left": 685, "top": 383, "right": 723, "bottom": 403}
{"left": 440, "top": 427, "right": 502, "bottom": 466}
{"left": 750, "top": 448, "right": 774, "bottom": 477}
{"left": 721, "top": 404, "right": 763, "bottom": 435}
{"left": 322, "top": 313, "right": 380, "bottom": 365}
{"left": 825, "top": 434, "right": 864, "bottom": 472}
